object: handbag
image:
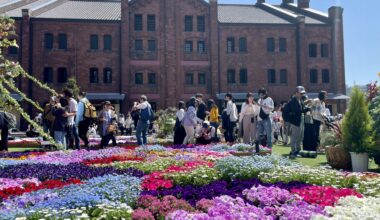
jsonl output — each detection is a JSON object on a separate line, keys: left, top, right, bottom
{"left": 107, "top": 124, "right": 117, "bottom": 134}
{"left": 259, "top": 108, "right": 269, "bottom": 120}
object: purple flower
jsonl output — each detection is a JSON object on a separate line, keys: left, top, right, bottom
{"left": 0, "top": 163, "right": 144, "bottom": 181}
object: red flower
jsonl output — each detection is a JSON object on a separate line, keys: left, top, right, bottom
{"left": 83, "top": 155, "right": 144, "bottom": 165}
{"left": 291, "top": 186, "right": 362, "bottom": 207}
{"left": 0, "top": 179, "right": 83, "bottom": 200}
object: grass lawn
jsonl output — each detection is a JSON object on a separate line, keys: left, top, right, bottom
{"left": 272, "top": 144, "right": 380, "bottom": 172}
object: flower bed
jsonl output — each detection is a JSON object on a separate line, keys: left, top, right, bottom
{"left": 0, "top": 144, "right": 379, "bottom": 219}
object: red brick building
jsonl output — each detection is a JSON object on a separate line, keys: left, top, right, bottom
{"left": 2, "top": 0, "right": 347, "bottom": 116}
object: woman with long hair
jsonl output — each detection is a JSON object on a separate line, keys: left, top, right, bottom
{"left": 174, "top": 101, "right": 186, "bottom": 145}
{"left": 239, "top": 93, "right": 260, "bottom": 144}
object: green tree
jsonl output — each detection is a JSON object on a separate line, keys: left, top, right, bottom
{"left": 64, "top": 77, "right": 80, "bottom": 98}
{"left": 342, "top": 86, "right": 374, "bottom": 153}
{"left": 0, "top": 16, "right": 58, "bottom": 146}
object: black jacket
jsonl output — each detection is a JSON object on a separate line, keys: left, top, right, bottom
{"left": 52, "top": 107, "right": 68, "bottom": 132}
{"left": 197, "top": 102, "right": 207, "bottom": 121}
{"left": 288, "top": 96, "right": 310, "bottom": 126}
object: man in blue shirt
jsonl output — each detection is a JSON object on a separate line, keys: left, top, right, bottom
{"left": 76, "top": 92, "right": 91, "bottom": 149}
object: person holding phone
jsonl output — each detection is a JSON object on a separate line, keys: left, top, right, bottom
{"left": 239, "top": 93, "right": 260, "bottom": 144}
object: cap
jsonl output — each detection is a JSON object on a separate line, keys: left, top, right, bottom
{"left": 296, "top": 86, "right": 306, "bottom": 94}
{"left": 104, "top": 101, "right": 111, "bottom": 105}
{"left": 202, "top": 121, "right": 210, "bottom": 127}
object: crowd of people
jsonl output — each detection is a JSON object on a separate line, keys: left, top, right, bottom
{"left": 173, "top": 86, "right": 330, "bottom": 159}
{"left": 0, "top": 85, "right": 331, "bottom": 159}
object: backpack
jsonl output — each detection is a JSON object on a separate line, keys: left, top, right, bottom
{"left": 140, "top": 106, "right": 154, "bottom": 123}
{"left": 82, "top": 101, "right": 97, "bottom": 120}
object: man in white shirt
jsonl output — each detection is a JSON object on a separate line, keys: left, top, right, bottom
{"left": 63, "top": 89, "right": 80, "bottom": 150}
{"left": 133, "top": 95, "right": 152, "bottom": 146}
{"left": 224, "top": 93, "right": 238, "bottom": 144}
{"left": 256, "top": 88, "right": 274, "bottom": 148}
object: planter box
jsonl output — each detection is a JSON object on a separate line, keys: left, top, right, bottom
{"left": 350, "top": 152, "right": 369, "bottom": 172}
{"left": 325, "top": 146, "right": 351, "bottom": 170}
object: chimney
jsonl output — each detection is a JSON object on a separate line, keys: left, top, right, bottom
{"left": 282, "top": 0, "right": 294, "bottom": 4}
{"left": 298, "top": 0, "right": 310, "bottom": 8}
{"left": 257, "top": 0, "right": 265, "bottom": 4}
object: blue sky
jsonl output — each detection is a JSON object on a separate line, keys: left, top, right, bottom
{"left": 219, "top": 0, "right": 380, "bottom": 85}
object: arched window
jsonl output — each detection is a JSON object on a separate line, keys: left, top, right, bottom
{"left": 43, "top": 67, "right": 53, "bottom": 83}
{"left": 104, "top": 68, "right": 112, "bottom": 84}
{"left": 90, "top": 68, "right": 99, "bottom": 83}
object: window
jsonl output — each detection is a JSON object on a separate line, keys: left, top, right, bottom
{"left": 227, "top": 69, "right": 236, "bottom": 84}
{"left": 148, "top": 40, "right": 156, "bottom": 52}
{"left": 185, "top": 41, "right": 193, "bottom": 53}
{"left": 309, "top": 43, "right": 317, "bottom": 57}
{"left": 148, "top": 73, "right": 156, "bottom": 85}
{"left": 90, "top": 68, "right": 99, "bottom": 83}
{"left": 57, "top": 67, "right": 67, "bottom": 83}
{"left": 185, "top": 73, "right": 194, "bottom": 85}
{"left": 239, "top": 37, "right": 247, "bottom": 52}
{"left": 90, "top": 35, "right": 98, "bottom": 50}
{"left": 267, "top": 69, "right": 276, "bottom": 84}
{"left": 104, "top": 35, "right": 112, "bottom": 50}
{"left": 197, "top": 16, "right": 205, "bottom": 32}
{"left": 239, "top": 69, "right": 248, "bottom": 84}
{"left": 322, "top": 69, "right": 330, "bottom": 83}
{"left": 43, "top": 67, "right": 53, "bottom": 83}
{"left": 184, "top": 16, "right": 193, "bottom": 32}
{"left": 58, "top": 34, "right": 67, "bottom": 49}
{"left": 198, "top": 73, "right": 206, "bottom": 85}
{"left": 267, "top": 38, "right": 275, "bottom": 52}
{"left": 321, "top": 44, "right": 329, "bottom": 58}
{"left": 279, "top": 38, "right": 287, "bottom": 52}
{"left": 135, "top": 39, "right": 143, "bottom": 51}
{"left": 135, "top": 73, "right": 143, "bottom": 84}
{"left": 280, "top": 69, "right": 288, "bottom": 84}
{"left": 197, "top": 41, "right": 205, "bottom": 53}
{"left": 309, "top": 69, "right": 318, "bottom": 84}
{"left": 135, "top": 14, "right": 143, "bottom": 31}
{"left": 227, "top": 38, "right": 235, "bottom": 53}
{"left": 44, "top": 33, "right": 53, "bottom": 49}
{"left": 8, "top": 46, "right": 18, "bottom": 55}
{"left": 147, "top": 15, "right": 156, "bottom": 31}
{"left": 103, "top": 68, "right": 112, "bottom": 84}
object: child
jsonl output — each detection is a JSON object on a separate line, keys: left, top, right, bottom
{"left": 272, "top": 117, "right": 281, "bottom": 144}
{"left": 124, "top": 113, "right": 133, "bottom": 136}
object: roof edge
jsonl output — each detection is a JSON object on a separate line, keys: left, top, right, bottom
{"left": 30, "top": 0, "right": 68, "bottom": 17}
{"left": 281, "top": 3, "right": 329, "bottom": 23}
{"left": 258, "top": 2, "right": 303, "bottom": 23}
{"left": 0, "top": 0, "right": 38, "bottom": 14}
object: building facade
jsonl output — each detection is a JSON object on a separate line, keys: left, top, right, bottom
{"left": 2, "top": 0, "right": 347, "bottom": 115}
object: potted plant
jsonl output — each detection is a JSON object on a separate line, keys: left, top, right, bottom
{"left": 368, "top": 81, "right": 380, "bottom": 166}
{"left": 342, "top": 87, "right": 374, "bottom": 172}
{"left": 321, "top": 123, "right": 351, "bottom": 170}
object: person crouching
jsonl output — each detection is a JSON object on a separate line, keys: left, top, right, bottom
{"left": 196, "top": 121, "right": 219, "bottom": 145}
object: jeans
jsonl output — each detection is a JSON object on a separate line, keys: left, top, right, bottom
{"left": 67, "top": 124, "right": 80, "bottom": 150}
{"left": 183, "top": 125, "right": 195, "bottom": 145}
{"left": 136, "top": 120, "right": 149, "bottom": 145}
{"left": 290, "top": 116, "right": 304, "bottom": 156}
{"left": 0, "top": 126, "right": 9, "bottom": 151}
{"left": 283, "top": 122, "right": 292, "bottom": 144}
{"left": 78, "top": 120, "right": 90, "bottom": 148}
{"left": 54, "top": 131, "right": 67, "bottom": 150}
{"left": 256, "top": 118, "right": 272, "bottom": 148}
{"left": 225, "top": 121, "right": 236, "bottom": 143}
